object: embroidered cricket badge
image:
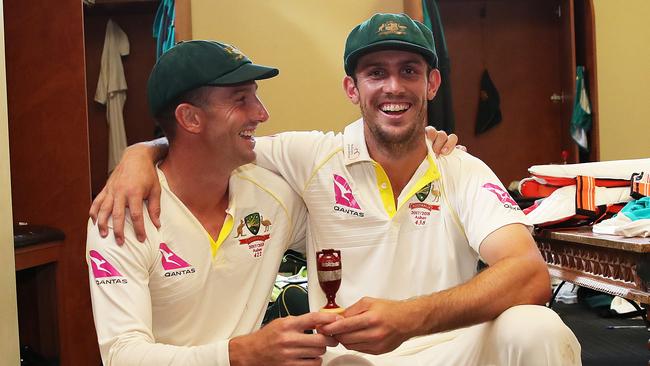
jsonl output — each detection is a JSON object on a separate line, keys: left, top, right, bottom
{"left": 409, "top": 182, "right": 441, "bottom": 226}
{"left": 235, "top": 212, "right": 272, "bottom": 258}
{"left": 223, "top": 44, "right": 245, "bottom": 61}
{"left": 332, "top": 174, "right": 365, "bottom": 217}
{"left": 377, "top": 21, "right": 407, "bottom": 36}
{"left": 482, "top": 183, "right": 521, "bottom": 211}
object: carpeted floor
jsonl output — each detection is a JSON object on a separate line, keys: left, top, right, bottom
{"left": 553, "top": 302, "right": 649, "bottom": 366}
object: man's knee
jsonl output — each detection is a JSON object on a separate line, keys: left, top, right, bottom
{"left": 492, "top": 305, "right": 581, "bottom": 365}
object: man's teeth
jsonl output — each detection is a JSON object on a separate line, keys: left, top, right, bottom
{"left": 240, "top": 130, "right": 254, "bottom": 138}
{"left": 380, "top": 103, "right": 410, "bottom": 112}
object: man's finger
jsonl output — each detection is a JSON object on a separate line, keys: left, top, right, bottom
{"left": 148, "top": 183, "right": 162, "bottom": 229}
{"left": 456, "top": 144, "right": 467, "bottom": 152}
{"left": 440, "top": 133, "right": 459, "bottom": 155}
{"left": 334, "top": 328, "right": 377, "bottom": 346}
{"left": 318, "top": 313, "right": 369, "bottom": 335}
{"left": 291, "top": 312, "right": 341, "bottom": 330}
{"left": 424, "top": 125, "right": 439, "bottom": 137}
{"left": 89, "top": 189, "right": 106, "bottom": 222}
{"left": 284, "top": 346, "right": 328, "bottom": 359}
{"left": 128, "top": 196, "right": 146, "bottom": 242}
{"left": 338, "top": 340, "right": 382, "bottom": 355}
{"left": 112, "top": 195, "right": 127, "bottom": 245}
{"left": 287, "top": 332, "right": 337, "bottom": 349}
{"left": 431, "top": 130, "right": 449, "bottom": 155}
{"left": 96, "top": 194, "right": 114, "bottom": 238}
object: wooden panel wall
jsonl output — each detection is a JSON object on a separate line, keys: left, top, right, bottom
{"left": 3, "top": 0, "right": 100, "bottom": 364}
{"left": 439, "top": 0, "right": 568, "bottom": 185}
{"left": 85, "top": 3, "right": 158, "bottom": 196}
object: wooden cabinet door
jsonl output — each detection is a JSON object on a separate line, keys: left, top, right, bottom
{"left": 439, "top": 0, "right": 586, "bottom": 185}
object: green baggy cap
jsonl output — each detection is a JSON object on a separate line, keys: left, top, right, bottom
{"left": 147, "top": 40, "right": 279, "bottom": 116}
{"left": 344, "top": 13, "right": 438, "bottom": 76}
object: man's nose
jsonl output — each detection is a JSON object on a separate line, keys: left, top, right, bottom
{"left": 383, "top": 75, "right": 405, "bottom": 95}
{"left": 253, "top": 98, "right": 270, "bottom": 123}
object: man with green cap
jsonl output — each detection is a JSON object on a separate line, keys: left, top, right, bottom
{"left": 256, "top": 13, "right": 579, "bottom": 365}
{"left": 90, "top": 13, "right": 580, "bottom": 366}
{"left": 86, "top": 40, "right": 341, "bottom": 366}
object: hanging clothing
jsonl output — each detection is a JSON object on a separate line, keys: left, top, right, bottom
{"left": 475, "top": 69, "right": 502, "bottom": 135}
{"left": 95, "top": 19, "right": 129, "bottom": 173}
{"left": 570, "top": 66, "right": 592, "bottom": 151}
{"left": 153, "top": 0, "right": 175, "bottom": 59}
{"left": 422, "top": 0, "right": 455, "bottom": 133}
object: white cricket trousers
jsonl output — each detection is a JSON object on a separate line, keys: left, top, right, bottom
{"left": 323, "top": 305, "right": 581, "bottom": 366}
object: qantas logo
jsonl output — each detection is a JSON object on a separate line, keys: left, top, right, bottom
{"left": 334, "top": 174, "right": 361, "bottom": 209}
{"left": 159, "top": 243, "right": 195, "bottom": 277}
{"left": 482, "top": 183, "right": 520, "bottom": 210}
{"left": 89, "top": 250, "right": 127, "bottom": 285}
{"left": 159, "top": 243, "right": 191, "bottom": 270}
{"left": 333, "top": 174, "right": 364, "bottom": 217}
{"left": 89, "top": 250, "right": 122, "bottom": 278}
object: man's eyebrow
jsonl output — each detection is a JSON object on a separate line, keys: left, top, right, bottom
{"left": 358, "top": 58, "right": 425, "bottom": 70}
{"left": 230, "top": 83, "right": 257, "bottom": 95}
{"left": 357, "top": 61, "right": 385, "bottom": 69}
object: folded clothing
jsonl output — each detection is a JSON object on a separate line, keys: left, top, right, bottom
{"left": 593, "top": 197, "right": 650, "bottom": 237}
{"left": 525, "top": 185, "right": 630, "bottom": 226}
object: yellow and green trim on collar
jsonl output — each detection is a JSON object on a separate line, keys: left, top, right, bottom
{"left": 208, "top": 214, "right": 234, "bottom": 259}
{"left": 373, "top": 154, "right": 441, "bottom": 218}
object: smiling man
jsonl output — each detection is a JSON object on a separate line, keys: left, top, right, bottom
{"left": 86, "top": 40, "right": 340, "bottom": 366}
{"left": 252, "top": 13, "right": 581, "bottom": 365}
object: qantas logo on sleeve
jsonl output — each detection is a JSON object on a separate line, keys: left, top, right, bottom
{"left": 482, "top": 183, "right": 521, "bottom": 210}
{"left": 333, "top": 174, "right": 364, "bottom": 217}
{"left": 89, "top": 250, "right": 127, "bottom": 285}
{"left": 159, "top": 243, "right": 196, "bottom": 277}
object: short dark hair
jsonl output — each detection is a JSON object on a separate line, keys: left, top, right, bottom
{"left": 154, "top": 86, "right": 213, "bottom": 142}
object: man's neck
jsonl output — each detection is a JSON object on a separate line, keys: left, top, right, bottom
{"left": 366, "top": 135, "right": 428, "bottom": 204}
{"left": 160, "top": 145, "right": 233, "bottom": 238}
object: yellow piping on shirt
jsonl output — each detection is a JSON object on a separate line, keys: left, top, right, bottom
{"left": 303, "top": 147, "right": 344, "bottom": 193}
{"left": 236, "top": 173, "right": 292, "bottom": 243}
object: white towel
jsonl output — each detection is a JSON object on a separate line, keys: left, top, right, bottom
{"left": 95, "top": 19, "right": 130, "bottom": 172}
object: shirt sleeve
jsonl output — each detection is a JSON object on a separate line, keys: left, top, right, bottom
{"left": 284, "top": 190, "right": 308, "bottom": 255}
{"left": 86, "top": 218, "right": 231, "bottom": 366}
{"left": 447, "top": 151, "right": 530, "bottom": 255}
{"left": 254, "top": 131, "right": 339, "bottom": 195}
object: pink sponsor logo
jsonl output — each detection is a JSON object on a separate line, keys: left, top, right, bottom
{"left": 482, "top": 183, "right": 517, "bottom": 206}
{"left": 333, "top": 174, "right": 361, "bottom": 209}
{"left": 159, "top": 243, "right": 191, "bottom": 270}
{"left": 89, "top": 250, "right": 122, "bottom": 278}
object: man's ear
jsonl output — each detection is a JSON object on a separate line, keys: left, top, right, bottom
{"left": 427, "top": 68, "right": 442, "bottom": 101}
{"left": 174, "top": 103, "right": 202, "bottom": 134}
{"left": 343, "top": 76, "right": 360, "bottom": 104}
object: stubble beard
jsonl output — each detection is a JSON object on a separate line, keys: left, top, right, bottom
{"left": 360, "top": 100, "right": 428, "bottom": 159}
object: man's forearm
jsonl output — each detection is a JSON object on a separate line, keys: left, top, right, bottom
{"left": 126, "top": 137, "right": 169, "bottom": 163}
{"left": 408, "top": 253, "right": 550, "bottom": 337}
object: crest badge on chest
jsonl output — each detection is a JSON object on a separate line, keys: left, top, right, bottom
{"left": 408, "top": 182, "right": 441, "bottom": 226}
{"left": 234, "top": 212, "right": 272, "bottom": 257}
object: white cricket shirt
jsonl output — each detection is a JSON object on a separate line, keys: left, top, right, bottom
{"left": 86, "top": 165, "right": 306, "bottom": 366}
{"left": 256, "top": 119, "right": 529, "bottom": 311}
